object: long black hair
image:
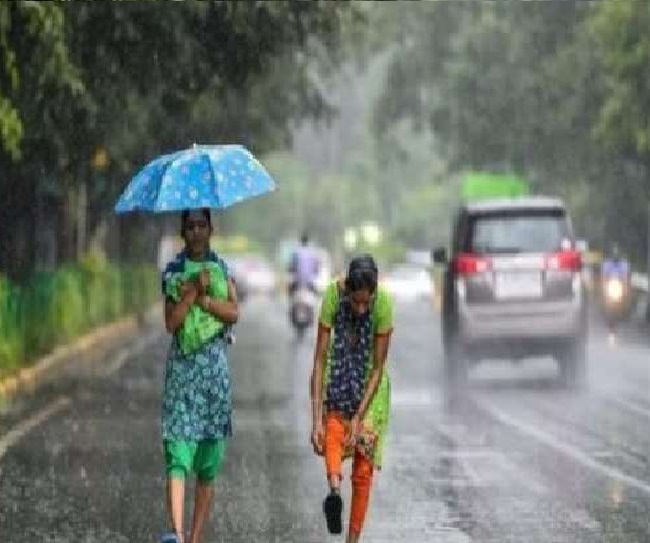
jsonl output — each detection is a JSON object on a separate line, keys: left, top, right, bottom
{"left": 345, "top": 254, "right": 378, "bottom": 293}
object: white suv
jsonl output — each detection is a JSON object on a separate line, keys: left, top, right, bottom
{"left": 434, "top": 197, "right": 588, "bottom": 387}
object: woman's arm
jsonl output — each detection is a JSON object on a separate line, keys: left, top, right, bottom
{"left": 354, "top": 333, "right": 391, "bottom": 420}
{"left": 310, "top": 324, "right": 331, "bottom": 428}
{"left": 164, "top": 281, "right": 198, "bottom": 334}
{"left": 197, "top": 278, "right": 239, "bottom": 324}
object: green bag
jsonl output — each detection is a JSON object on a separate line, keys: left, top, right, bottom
{"left": 165, "top": 260, "right": 229, "bottom": 354}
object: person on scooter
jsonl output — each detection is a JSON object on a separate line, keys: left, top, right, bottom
{"left": 288, "top": 232, "right": 321, "bottom": 296}
{"left": 601, "top": 244, "right": 631, "bottom": 282}
{"left": 600, "top": 244, "right": 632, "bottom": 341}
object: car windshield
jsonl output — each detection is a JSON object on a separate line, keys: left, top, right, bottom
{"left": 467, "top": 211, "right": 569, "bottom": 254}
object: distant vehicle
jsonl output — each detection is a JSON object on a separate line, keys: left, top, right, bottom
{"left": 433, "top": 197, "right": 588, "bottom": 388}
{"left": 600, "top": 275, "right": 630, "bottom": 329}
{"left": 382, "top": 264, "right": 434, "bottom": 303}
{"left": 225, "top": 253, "right": 276, "bottom": 299}
{"left": 405, "top": 249, "right": 433, "bottom": 268}
{"left": 289, "top": 285, "right": 318, "bottom": 340}
{"left": 279, "top": 240, "right": 332, "bottom": 295}
{"left": 598, "top": 256, "right": 633, "bottom": 336}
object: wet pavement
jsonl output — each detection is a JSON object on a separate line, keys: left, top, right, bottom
{"left": 1, "top": 295, "right": 650, "bottom": 542}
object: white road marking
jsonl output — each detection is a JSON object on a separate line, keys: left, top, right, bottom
{"left": 0, "top": 396, "right": 71, "bottom": 461}
{"left": 603, "top": 395, "right": 650, "bottom": 420}
{"left": 99, "top": 331, "right": 161, "bottom": 377}
{"left": 477, "top": 399, "right": 650, "bottom": 496}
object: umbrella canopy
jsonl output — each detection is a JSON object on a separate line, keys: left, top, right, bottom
{"left": 114, "top": 144, "right": 276, "bottom": 213}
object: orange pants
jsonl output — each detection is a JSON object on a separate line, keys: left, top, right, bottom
{"left": 324, "top": 412, "right": 374, "bottom": 535}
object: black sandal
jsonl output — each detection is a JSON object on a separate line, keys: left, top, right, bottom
{"left": 323, "top": 490, "right": 343, "bottom": 534}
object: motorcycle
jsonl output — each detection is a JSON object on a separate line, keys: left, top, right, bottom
{"left": 289, "top": 284, "right": 317, "bottom": 340}
{"left": 600, "top": 275, "right": 630, "bottom": 334}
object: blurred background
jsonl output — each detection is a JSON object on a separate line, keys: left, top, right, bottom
{"left": 1, "top": 0, "right": 649, "bottom": 378}
{"left": 3, "top": 3, "right": 650, "bottom": 541}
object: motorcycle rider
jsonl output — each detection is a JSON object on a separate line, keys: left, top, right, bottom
{"left": 288, "top": 232, "right": 321, "bottom": 296}
{"left": 601, "top": 244, "right": 631, "bottom": 282}
{"left": 600, "top": 244, "right": 632, "bottom": 341}
{"left": 287, "top": 233, "right": 322, "bottom": 338}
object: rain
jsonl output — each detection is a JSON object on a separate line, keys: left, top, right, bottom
{"left": 1, "top": 2, "right": 650, "bottom": 542}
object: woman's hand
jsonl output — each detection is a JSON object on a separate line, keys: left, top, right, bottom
{"left": 197, "top": 269, "right": 210, "bottom": 296}
{"left": 311, "top": 422, "right": 325, "bottom": 455}
{"left": 345, "top": 415, "right": 361, "bottom": 449}
{"left": 179, "top": 280, "right": 198, "bottom": 304}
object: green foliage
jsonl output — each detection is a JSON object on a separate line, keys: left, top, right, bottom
{"left": 0, "top": 276, "right": 23, "bottom": 373}
{"left": 51, "top": 266, "right": 86, "bottom": 342}
{"left": 222, "top": 151, "right": 313, "bottom": 245}
{"left": 589, "top": 0, "right": 650, "bottom": 155}
{"left": 0, "top": 1, "right": 79, "bottom": 159}
{"left": 22, "top": 271, "right": 58, "bottom": 356}
{"left": 0, "top": 2, "right": 359, "bottom": 276}
{"left": 0, "top": 261, "right": 158, "bottom": 377}
{"left": 372, "top": 1, "right": 649, "bottom": 264}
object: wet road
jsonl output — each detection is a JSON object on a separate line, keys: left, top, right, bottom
{"left": 1, "top": 295, "right": 650, "bottom": 542}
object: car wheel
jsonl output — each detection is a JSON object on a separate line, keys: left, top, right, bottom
{"left": 558, "top": 338, "right": 587, "bottom": 389}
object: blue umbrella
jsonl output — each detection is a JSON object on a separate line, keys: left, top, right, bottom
{"left": 114, "top": 144, "right": 276, "bottom": 213}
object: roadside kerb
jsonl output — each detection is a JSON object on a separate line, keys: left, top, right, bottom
{"left": 0, "top": 304, "right": 160, "bottom": 401}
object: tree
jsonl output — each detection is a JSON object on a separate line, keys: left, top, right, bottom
{"left": 372, "top": 2, "right": 649, "bottom": 264}
{"left": 0, "top": 2, "right": 81, "bottom": 160}
{"left": 0, "top": 1, "right": 360, "bottom": 279}
{"left": 589, "top": 0, "right": 650, "bottom": 157}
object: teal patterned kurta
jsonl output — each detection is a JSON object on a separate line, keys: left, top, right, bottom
{"left": 161, "top": 250, "right": 233, "bottom": 441}
{"left": 162, "top": 335, "right": 232, "bottom": 440}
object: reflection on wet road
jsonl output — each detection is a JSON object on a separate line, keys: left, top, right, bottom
{"left": 1, "top": 295, "right": 650, "bottom": 542}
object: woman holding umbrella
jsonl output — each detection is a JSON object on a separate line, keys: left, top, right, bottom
{"left": 114, "top": 144, "right": 276, "bottom": 543}
{"left": 160, "top": 208, "right": 238, "bottom": 543}
{"left": 309, "top": 254, "right": 394, "bottom": 542}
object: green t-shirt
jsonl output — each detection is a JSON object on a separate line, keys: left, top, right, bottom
{"left": 319, "top": 280, "right": 394, "bottom": 336}
{"left": 318, "top": 278, "right": 393, "bottom": 390}
{"left": 318, "top": 279, "right": 393, "bottom": 467}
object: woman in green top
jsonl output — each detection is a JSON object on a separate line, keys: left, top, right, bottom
{"left": 310, "top": 254, "right": 394, "bottom": 542}
{"left": 160, "top": 208, "right": 238, "bottom": 543}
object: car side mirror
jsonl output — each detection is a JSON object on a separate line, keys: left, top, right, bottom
{"left": 432, "top": 247, "right": 448, "bottom": 264}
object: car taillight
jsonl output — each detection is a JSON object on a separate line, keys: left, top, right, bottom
{"left": 453, "top": 253, "right": 492, "bottom": 276}
{"left": 545, "top": 250, "right": 581, "bottom": 272}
